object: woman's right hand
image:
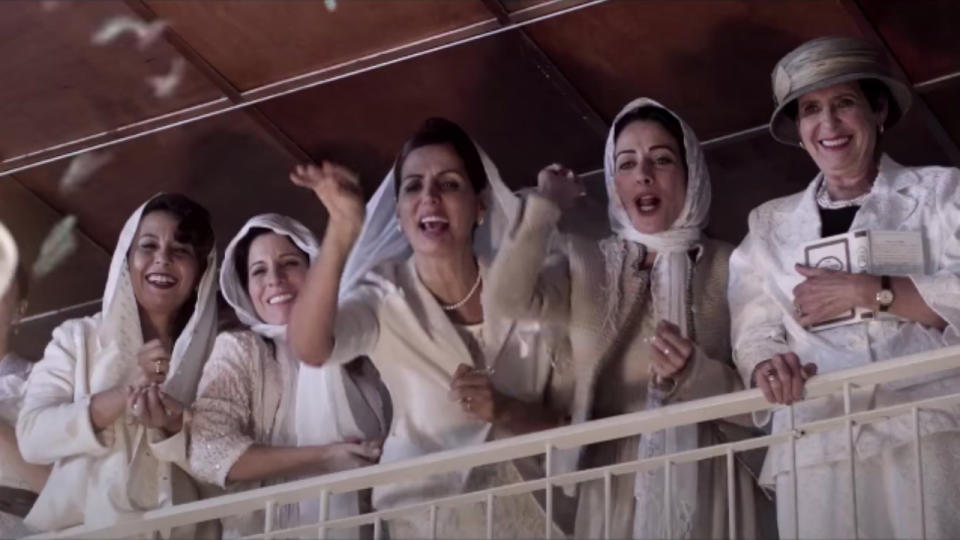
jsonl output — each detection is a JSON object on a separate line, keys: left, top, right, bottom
{"left": 290, "top": 162, "right": 365, "bottom": 243}
{"left": 753, "top": 353, "right": 818, "bottom": 405}
{"left": 537, "top": 163, "right": 584, "bottom": 211}
{"left": 318, "top": 440, "right": 381, "bottom": 473}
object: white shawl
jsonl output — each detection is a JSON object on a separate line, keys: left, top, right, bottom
{"left": 221, "top": 214, "right": 371, "bottom": 530}
{"left": 0, "top": 221, "right": 16, "bottom": 299}
{"left": 603, "top": 98, "right": 711, "bottom": 539}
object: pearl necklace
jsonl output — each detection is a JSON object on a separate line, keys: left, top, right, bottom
{"left": 816, "top": 180, "right": 870, "bottom": 210}
{"left": 440, "top": 270, "right": 482, "bottom": 311}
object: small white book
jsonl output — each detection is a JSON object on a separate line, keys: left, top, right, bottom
{"left": 801, "top": 229, "right": 924, "bottom": 331}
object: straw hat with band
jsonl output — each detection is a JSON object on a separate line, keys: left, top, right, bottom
{"left": 769, "top": 35, "right": 913, "bottom": 145}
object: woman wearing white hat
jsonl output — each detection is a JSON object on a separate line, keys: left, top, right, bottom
{"left": 730, "top": 35, "right": 960, "bottom": 538}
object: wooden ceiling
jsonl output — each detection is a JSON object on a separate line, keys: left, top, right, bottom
{"left": 2, "top": 0, "right": 959, "bottom": 357}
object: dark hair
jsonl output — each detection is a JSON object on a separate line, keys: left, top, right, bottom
{"left": 231, "top": 227, "right": 309, "bottom": 292}
{"left": 392, "top": 117, "right": 488, "bottom": 196}
{"left": 141, "top": 193, "right": 215, "bottom": 275}
{"left": 613, "top": 106, "right": 688, "bottom": 168}
{"left": 783, "top": 78, "right": 894, "bottom": 123}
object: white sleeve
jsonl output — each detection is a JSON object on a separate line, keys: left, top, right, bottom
{"left": 909, "top": 169, "right": 960, "bottom": 338}
{"left": 329, "top": 278, "right": 385, "bottom": 365}
{"left": 17, "top": 322, "right": 112, "bottom": 465}
{"left": 728, "top": 209, "right": 792, "bottom": 387}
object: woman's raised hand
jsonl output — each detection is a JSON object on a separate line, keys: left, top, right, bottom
{"left": 319, "top": 440, "right": 382, "bottom": 472}
{"left": 290, "top": 162, "right": 365, "bottom": 242}
{"left": 752, "top": 353, "right": 818, "bottom": 405}
{"left": 128, "top": 385, "right": 185, "bottom": 434}
{"left": 537, "top": 163, "right": 584, "bottom": 211}
{"left": 448, "top": 363, "right": 503, "bottom": 423}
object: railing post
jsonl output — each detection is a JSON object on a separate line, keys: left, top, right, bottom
{"left": 545, "top": 442, "right": 554, "bottom": 540}
{"left": 726, "top": 446, "right": 737, "bottom": 539}
{"left": 664, "top": 460, "right": 673, "bottom": 539}
{"left": 843, "top": 382, "right": 859, "bottom": 540}
{"left": 429, "top": 504, "right": 438, "bottom": 540}
{"left": 788, "top": 404, "right": 799, "bottom": 540}
{"left": 264, "top": 499, "right": 276, "bottom": 540}
{"left": 317, "top": 488, "right": 329, "bottom": 539}
{"left": 486, "top": 493, "right": 494, "bottom": 540}
{"left": 603, "top": 469, "right": 612, "bottom": 540}
{"left": 373, "top": 516, "right": 382, "bottom": 540}
{"left": 913, "top": 407, "right": 927, "bottom": 540}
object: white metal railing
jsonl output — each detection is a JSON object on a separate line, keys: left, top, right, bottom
{"left": 33, "top": 344, "right": 960, "bottom": 539}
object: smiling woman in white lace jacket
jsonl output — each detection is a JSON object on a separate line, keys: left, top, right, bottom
{"left": 729, "top": 36, "right": 960, "bottom": 538}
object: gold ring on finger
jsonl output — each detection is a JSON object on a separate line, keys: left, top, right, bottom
{"left": 154, "top": 361, "right": 163, "bottom": 375}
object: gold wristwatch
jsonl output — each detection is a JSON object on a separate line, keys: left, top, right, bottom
{"left": 876, "top": 275, "right": 894, "bottom": 312}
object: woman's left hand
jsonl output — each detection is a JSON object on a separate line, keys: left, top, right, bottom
{"left": 649, "top": 320, "right": 694, "bottom": 380}
{"left": 448, "top": 363, "right": 503, "bottom": 423}
{"left": 129, "top": 385, "right": 184, "bottom": 434}
{"left": 793, "top": 264, "right": 879, "bottom": 327}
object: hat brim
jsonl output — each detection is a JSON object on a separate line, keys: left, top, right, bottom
{"left": 769, "top": 72, "right": 913, "bottom": 145}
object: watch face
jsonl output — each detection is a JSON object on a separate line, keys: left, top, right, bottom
{"left": 878, "top": 289, "right": 895, "bottom": 306}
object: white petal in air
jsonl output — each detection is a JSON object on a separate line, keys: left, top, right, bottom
{"left": 33, "top": 215, "right": 79, "bottom": 279}
{"left": 324, "top": 0, "right": 337, "bottom": 11}
{"left": 146, "top": 57, "right": 186, "bottom": 99}
{"left": 40, "top": 1, "right": 64, "bottom": 12}
{"left": 91, "top": 16, "right": 168, "bottom": 50}
{"left": 59, "top": 151, "right": 113, "bottom": 194}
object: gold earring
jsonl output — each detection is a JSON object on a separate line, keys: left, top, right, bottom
{"left": 478, "top": 216, "right": 485, "bottom": 226}
{"left": 879, "top": 124, "right": 885, "bottom": 135}
{"left": 798, "top": 141, "right": 804, "bottom": 149}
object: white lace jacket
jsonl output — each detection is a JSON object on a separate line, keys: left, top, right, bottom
{"left": 729, "top": 155, "right": 960, "bottom": 483}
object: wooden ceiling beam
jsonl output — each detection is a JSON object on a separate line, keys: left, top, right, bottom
{"left": 125, "top": 0, "right": 313, "bottom": 163}
{"left": 840, "top": 0, "right": 960, "bottom": 165}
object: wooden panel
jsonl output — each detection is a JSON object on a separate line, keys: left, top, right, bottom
{"left": 860, "top": 0, "right": 960, "bottom": 83}
{"left": 12, "top": 111, "right": 328, "bottom": 260}
{"left": 147, "top": 0, "right": 493, "bottom": 91}
{"left": 256, "top": 31, "right": 605, "bottom": 195}
{"left": 523, "top": 0, "right": 862, "bottom": 139}
{"left": 0, "top": 0, "right": 223, "bottom": 160}
{"left": 921, "top": 81, "right": 960, "bottom": 162}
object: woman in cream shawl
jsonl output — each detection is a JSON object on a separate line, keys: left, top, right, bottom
{"left": 288, "top": 118, "right": 569, "bottom": 538}
{"left": 189, "top": 213, "right": 387, "bottom": 538}
{"left": 488, "top": 98, "right": 765, "bottom": 538}
{"left": 17, "top": 193, "right": 217, "bottom": 537}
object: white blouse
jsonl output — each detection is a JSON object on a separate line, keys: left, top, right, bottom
{"left": 330, "top": 256, "right": 556, "bottom": 512}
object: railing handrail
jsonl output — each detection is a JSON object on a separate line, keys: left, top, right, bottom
{"left": 38, "top": 344, "right": 960, "bottom": 539}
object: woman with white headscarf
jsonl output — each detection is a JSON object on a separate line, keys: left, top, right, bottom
{"left": 189, "top": 213, "right": 387, "bottom": 538}
{"left": 16, "top": 194, "right": 218, "bottom": 537}
{"left": 288, "top": 118, "right": 569, "bottom": 538}
{"left": 487, "top": 99, "right": 763, "bottom": 538}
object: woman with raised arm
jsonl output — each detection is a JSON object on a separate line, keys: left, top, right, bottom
{"left": 189, "top": 213, "right": 388, "bottom": 538}
{"left": 288, "top": 118, "right": 569, "bottom": 538}
{"left": 17, "top": 194, "right": 218, "bottom": 537}
{"left": 486, "top": 98, "right": 764, "bottom": 539}
{"left": 730, "top": 36, "right": 960, "bottom": 538}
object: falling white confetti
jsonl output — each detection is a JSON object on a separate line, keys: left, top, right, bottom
{"left": 146, "top": 57, "right": 186, "bottom": 99}
{"left": 91, "top": 16, "right": 168, "bottom": 50}
{"left": 324, "top": 0, "right": 337, "bottom": 12}
{"left": 59, "top": 151, "right": 113, "bottom": 194}
{"left": 33, "top": 215, "right": 78, "bottom": 279}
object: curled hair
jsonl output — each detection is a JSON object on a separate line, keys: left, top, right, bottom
{"left": 142, "top": 193, "right": 215, "bottom": 274}
{"left": 613, "top": 106, "right": 688, "bottom": 169}
{"left": 783, "top": 78, "right": 894, "bottom": 123}
{"left": 392, "top": 118, "right": 488, "bottom": 196}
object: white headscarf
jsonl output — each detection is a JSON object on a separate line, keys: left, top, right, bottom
{"left": 221, "top": 214, "right": 373, "bottom": 531}
{"left": 98, "top": 194, "right": 218, "bottom": 405}
{"left": 340, "top": 140, "right": 519, "bottom": 296}
{"left": 604, "top": 98, "right": 711, "bottom": 539}
{"left": 0, "top": 221, "right": 16, "bottom": 299}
